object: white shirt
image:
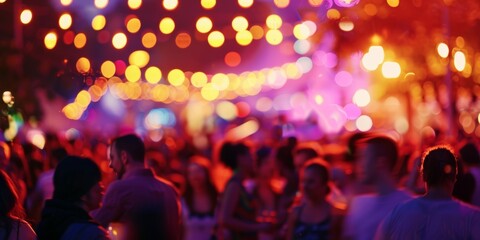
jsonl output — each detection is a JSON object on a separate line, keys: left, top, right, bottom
{"left": 342, "top": 189, "right": 412, "bottom": 240}
{"left": 376, "top": 197, "right": 480, "bottom": 240}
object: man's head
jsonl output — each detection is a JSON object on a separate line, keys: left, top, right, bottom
{"left": 422, "top": 145, "right": 457, "bottom": 188}
{"left": 356, "top": 135, "right": 398, "bottom": 184}
{"left": 294, "top": 146, "right": 320, "bottom": 171}
{"left": 109, "top": 134, "right": 145, "bottom": 179}
{"left": 53, "top": 156, "right": 103, "bottom": 210}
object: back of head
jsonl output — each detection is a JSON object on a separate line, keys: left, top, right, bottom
{"left": 111, "top": 134, "right": 145, "bottom": 163}
{"left": 459, "top": 142, "right": 480, "bottom": 166}
{"left": 0, "top": 170, "right": 21, "bottom": 219}
{"left": 421, "top": 145, "right": 457, "bottom": 187}
{"left": 363, "top": 134, "right": 398, "bottom": 172}
{"left": 219, "top": 142, "right": 249, "bottom": 170}
{"left": 53, "top": 156, "right": 101, "bottom": 202}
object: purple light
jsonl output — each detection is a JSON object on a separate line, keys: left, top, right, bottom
{"left": 344, "top": 103, "right": 361, "bottom": 120}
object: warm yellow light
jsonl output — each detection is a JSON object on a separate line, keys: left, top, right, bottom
{"left": 381, "top": 61, "right": 401, "bottom": 78}
{"left": 250, "top": 25, "right": 264, "bottom": 40}
{"left": 95, "top": 0, "right": 108, "bottom": 9}
{"left": 216, "top": 101, "right": 238, "bottom": 120}
{"left": 356, "top": 115, "right": 373, "bottom": 132}
{"left": 232, "top": 16, "right": 249, "bottom": 32}
{"left": 129, "top": 50, "right": 150, "bottom": 68}
{"left": 126, "top": 18, "right": 141, "bottom": 33}
{"left": 339, "top": 19, "right": 354, "bottom": 31}
{"left": 235, "top": 30, "right": 253, "bottom": 46}
{"left": 315, "top": 95, "right": 324, "bottom": 104}
{"left": 163, "top": 0, "right": 178, "bottom": 10}
{"left": 362, "top": 53, "right": 378, "bottom": 71}
{"left": 327, "top": 9, "right": 341, "bottom": 19}
{"left": 112, "top": 33, "right": 127, "bottom": 49}
{"left": 196, "top": 17, "right": 213, "bottom": 33}
{"left": 159, "top": 17, "right": 175, "bottom": 34}
{"left": 125, "top": 65, "right": 141, "bottom": 82}
{"left": 74, "top": 33, "right": 87, "bottom": 49}
{"left": 238, "top": 0, "right": 253, "bottom": 8}
{"left": 60, "top": 0, "right": 73, "bottom": 6}
{"left": 128, "top": 0, "right": 142, "bottom": 9}
{"left": 201, "top": 83, "right": 219, "bottom": 101}
{"left": 0, "top": 0, "right": 6, "bottom": 3}
{"left": 44, "top": 32, "right": 57, "bottom": 50}
{"left": 191, "top": 72, "right": 208, "bottom": 88}
{"left": 265, "top": 29, "right": 283, "bottom": 45}
{"left": 76, "top": 57, "right": 91, "bottom": 74}
{"left": 101, "top": 61, "right": 116, "bottom": 78}
{"left": 142, "top": 32, "right": 157, "bottom": 48}
{"left": 75, "top": 90, "right": 91, "bottom": 108}
{"left": 145, "top": 67, "right": 162, "bottom": 84}
{"left": 293, "top": 23, "right": 310, "bottom": 40}
{"left": 20, "top": 9, "right": 32, "bottom": 24}
{"left": 201, "top": 0, "right": 216, "bottom": 9}
{"left": 454, "top": 51, "right": 466, "bottom": 71}
{"left": 387, "top": 0, "right": 399, "bottom": 7}
{"left": 92, "top": 15, "right": 106, "bottom": 31}
{"left": 59, "top": 13, "right": 72, "bottom": 30}
{"left": 274, "top": 0, "right": 289, "bottom": 8}
{"left": 256, "top": 97, "right": 272, "bottom": 112}
{"left": 266, "top": 14, "right": 282, "bottom": 29}
{"left": 437, "top": 43, "right": 449, "bottom": 58}
{"left": 63, "top": 103, "right": 83, "bottom": 120}
{"left": 212, "top": 73, "right": 229, "bottom": 91}
{"left": 353, "top": 89, "right": 370, "bottom": 107}
{"left": 308, "top": 0, "right": 323, "bottom": 6}
{"left": 208, "top": 31, "right": 225, "bottom": 48}
{"left": 168, "top": 69, "right": 185, "bottom": 86}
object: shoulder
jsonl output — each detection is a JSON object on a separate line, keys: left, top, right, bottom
{"left": 61, "top": 222, "right": 110, "bottom": 240}
{"left": 14, "top": 219, "right": 37, "bottom": 240}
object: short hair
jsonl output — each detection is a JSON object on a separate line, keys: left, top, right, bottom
{"left": 363, "top": 135, "right": 398, "bottom": 172}
{"left": 295, "top": 147, "right": 319, "bottom": 160}
{"left": 302, "top": 158, "right": 331, "bottom": 194}
{"left": 111, "top": 134, "right": 145, "bottom": 163}
{"left": 219, "top": 142, "right": 250, "bottom": 170}
{"left": 421, "top": 145, "right": 457, "bottom": 186}
{"left": 53, "top": 156, "right": 101, "bottom": 202}
{"left": 459, "top": 142, "right": 480, "bottom": 166}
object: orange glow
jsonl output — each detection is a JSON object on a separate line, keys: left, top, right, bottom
{"left": 175, "top": 32, "right": 192, "bottom": 48}
{"left": 126, "top": 17, "right": 141, "bottom": 33}
{"left": 142, "top": 32, "right": 157, "bottom": 48}
{"left": 250, "top": 25, "right": 264, "bottom": 39}
{"left": 274, "top": 0, "right": 289, "bottom": 8}
{"left": 225, "top": 52, "right": 241, "bottom": 67}
{"left": 74, "top": 33, "right": 87, "bottom": 49}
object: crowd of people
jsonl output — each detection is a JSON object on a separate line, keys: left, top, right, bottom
{"left": 0, "top": 128, "right": 480, "bottom": 240}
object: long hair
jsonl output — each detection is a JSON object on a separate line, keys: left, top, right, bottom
{"left": 0, "top": 169, "right": 25, "bottom": 239}
{"left": 183, "top": 156, "right": 218, "bottom": 214}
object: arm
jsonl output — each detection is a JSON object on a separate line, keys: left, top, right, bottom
{"left": 285, "top": 207, "right": 300, "bottom": 240}
{"left": 92, "top": 183, "right": 123, "bottom": 228}
{"left": 218, "top": 181, "right": 266, "bottom": 232}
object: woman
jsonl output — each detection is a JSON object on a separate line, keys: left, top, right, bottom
{"left": 182, "top": 156, "right": 218, "bottom": 240}
{"left": 0, "top": 169, "right": 36, "bottom": 240}
{"left": 218, "top": 142, "right": 271, "bottom": 240}
{"left": 37, "top": 156, "right": 109, "bottom": 240}
{"left": 286, "top": 159, "right": 342, "bottom": 240}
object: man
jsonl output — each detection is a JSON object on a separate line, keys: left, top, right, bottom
{"left": 342, "top": 134, "right": 411, "bottom": 240}
{"left": 93, "top": 134, "right": 181, "bottom": 240}
{"left": 37, "top": 156, "right": 109, "bottom": 240}
{"left": 376, "top": 146, "right": 480, "bottom": 239}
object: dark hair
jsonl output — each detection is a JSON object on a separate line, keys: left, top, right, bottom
{"left": 302, "top": 158, "right": 331, "bottom": 194}
{"left": 111, "top": 134, "right": 145, "bottom": 163}
{"left": 276, "top": 145, "right": 295, "bottom": 170}
{"left": 256, "top": 146, "right": 272, "bottom": 168}
{"left": 184, "top": 156, "right": 218, "bottom": 214}
{"left": 0, "top": 170, "right": 24, "bottom": 239}
{"left": 295, "top": 147, "right": 319, "bottom": 161}
{"left": 459, "top": 142, "right": 480, "bottom": 166}
{"left": 422, "top": 146, "right": 457, "bottom": 186}
{"left": 53, "top": 156, "right": 101, "bottom": 202}
{"left": 219, "top": 142, "right": 250, "bottom": 170}
{"left": 363, "top": 135, "right": 398, "bottom": 172}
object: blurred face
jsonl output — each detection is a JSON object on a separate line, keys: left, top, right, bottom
{"left": 84, "top": 181, "right": 105, "bottom": 211}
{"left": 108, "top": 144, "right": 125, "bottom": 179}
{"left": 355, "top": 143, "right": 376, "bottom": 184}
{"left": 258, "top": 158, "right": 274, "bottom": 179}
{"left": 301, "top": 168, "right": 327, "bottom": 201}
{"left": 238, "top": 151, "right": 255, "bottom": 176}
{"left": 187, "top": 163, "right": 207, "bottom": 190}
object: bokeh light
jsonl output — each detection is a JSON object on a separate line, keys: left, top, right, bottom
{"left": 20, "top": 9, "right": 32, "bottom": 24}
{"left": 168, "top": 69, "right": 185, "bottom": 86}
{"left": 208, "top": 31, "right": 225, "bottom": 48}
{"left": 225, "top": 52, "right": 241, "bottom": 67}
{"left": 274, "top": 0, "right": 289, "bottom": 8}
{"left": 235, "top": 30, "right": 253, "bottom": 46}
{"left": 128, "top": 0, "right": 142, "bottom": 9}
{"left": 232, "top": 16, "right": 249, "bottom": 32}
{"left": 95, "top": 0, "right": 108, "bottom": 9}
{"left": 112, "top": 33, "right": 127, "bottom": 49}
{"left": 335, "top": 71, "right": 353, "bottom": 87}
{"left": 238, "top": 0, "right": 253, "bottom": 8}
{"left": 175, "top": 32, "right": 192, "bottom": 48}
{"left": 437, "top": 43, "right": 449, "bottom": 58}
{"left": 142, "top": 32, "right": 157, "bottom": 48}
{"left": 266, "top": 14, "right": 282, "bottom": 29}
{"left": 266, "top": 29, "right": 283, "bottom": 45}
{"left": 201, "top": 0, "right": 216, "bottom": 9}
{"left": 381, "top": 61, "right": 401, "bottom": 78}
{"left": 74, "top": 33, "right": 87, "bottom": 49}
{"left": 159, "top": 17, "right": 175, "bottom": 34}
{"left": 101, "top": 61, "right": 116, "bottom": 78}
{"left": 191, "top": 72, "right": 208, "bottom": 88}
{"left": 163, "top": 0, "right": 178, "bottom": 10}
{"left": 125, "top": 65, "right": 141, "bottom": 82}
{"left": 454, "top": 51, "right": 466, "bottom": 71}
{"left": 76, "top": 57, "right": 91, "bottom": 74}
{"left": 196, "top": 17, "right": 213, "bottom": 33}
{"left": 145, "top": 67, "right": 162, "bottom": 84}
{"left": 216, "top": 101, "right": 238, "bottom": 120}
{"left": 60, "top": 0, "right": 73, "bottom": 6}
{"left": 201, "top": 83, "right": 220, "bottom": 101}
{"left": 353, "top": 89, "right": 371, "bottom": 107}
{"left": 129, "top": 50, "right": 150, "bottom": 68}
{"left": 339, "top": 19, "right": 354, "bottom": 31}
{"left": 44, "top": 32, "right": 58, "bottom": 49}
{"left": 356, "top": 115, "right": 373, "bottom": 132}
{"left": 92, "top": 15, "right": 106, "bottom": 31}
{"left": 126, "top": 17, "right": 141, "bottom": 33}
{"left": 59, "top": 13, "right": 72, "bottom": 30}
